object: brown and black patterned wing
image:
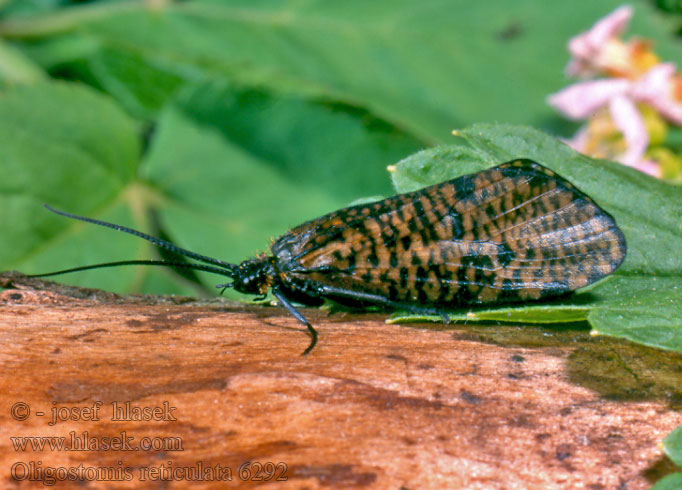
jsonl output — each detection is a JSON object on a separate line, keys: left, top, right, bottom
{"left": 271, "top": 159, "right": 626, "bottom": 306}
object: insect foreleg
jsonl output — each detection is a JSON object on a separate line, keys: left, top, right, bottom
{"left": 271, "top": 286, "right": 318, "bottom": 356}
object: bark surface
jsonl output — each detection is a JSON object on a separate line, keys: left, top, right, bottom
{"left": 1, "top": 272, "right": 680, "bottom": 489}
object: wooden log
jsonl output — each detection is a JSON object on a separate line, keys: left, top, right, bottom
{"left": 1, "top": 271, "right": 680, "bottom": 489}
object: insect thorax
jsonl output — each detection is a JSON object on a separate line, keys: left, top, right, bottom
{"left": 231, "top": 256, "right": 276, "bottom": 295}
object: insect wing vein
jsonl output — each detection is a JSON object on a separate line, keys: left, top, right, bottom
{"left": 271, "top": 159, "right": 626, "bottom": 306}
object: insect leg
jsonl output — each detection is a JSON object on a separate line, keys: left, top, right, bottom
{"left": 316, "top": 285, "right": 400, "bottom": 306}
{"left": 216, "top": 282, "right": 234, "bottom": 295}
{"left": 271, "top": 286, "right": 318, "bottom": 356}
{"left": 316, "top": 284, "right": 452, "bottom": 323}
{"left": 316, "top": 285, "right": 438, "bottom": 313}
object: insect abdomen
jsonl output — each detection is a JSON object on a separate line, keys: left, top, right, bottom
{"left": 271, "top": 159, "right": 626, "bottom": 307}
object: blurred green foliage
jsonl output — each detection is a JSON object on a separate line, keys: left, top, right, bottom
{"left": 0, "top": 0, "right": 680, "bottom": 304}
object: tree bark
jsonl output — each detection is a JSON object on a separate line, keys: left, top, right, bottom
{"left": 1, "top": 272, "right": 680, "bottom": 489}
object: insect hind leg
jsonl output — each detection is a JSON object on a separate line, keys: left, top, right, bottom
{"left": 316, "top": 284, "right": 451, "bottom": 323}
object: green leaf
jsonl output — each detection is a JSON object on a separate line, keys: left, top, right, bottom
{"left": 0, "top": 81, "right": 138, "bottom": 265}
{"left": 390, "top": 303, "right": 590, "bottom": 325}
{"left": 0, "top": 0, "right": 66, "bottom": 17}
{"left": 651, "top": 474, "right": 682, "bottom": 490}
{"left": 78, "top": 45, "right": 191, "bottom": 120}
{"left": 390, "top": 124, "right": 682, "bottom": 352}
{"left": 139, "top": 99, "right": 342, "bottom": 272}
{"left": 4, "top": 0, "right": 679, "bottom": 139}
{"left": 585, "top": 277, "right": 682, "bottom": 351}
{"left": 0, "top": 79, "right": 424, "bottom": 296}
{"left": 0, "top": 38, "right": 46, "bottom": 85}
{"left": 388, "top": 144, "right": 490, "bottom": 193}
{"left": 170, "top": 80, "right": 420, "bottom": 201}
{"left": 664, "top": 425, "right": 682, "bottom": 467}
{"left": 0, "top": 81, "right": 188, "bottom": 293}
{"left": 140, "top": 80, "right": 423, "bottom": 281}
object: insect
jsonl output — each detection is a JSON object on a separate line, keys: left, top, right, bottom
{"left": 31, "top": 159, "right": 626, "bottom": 355}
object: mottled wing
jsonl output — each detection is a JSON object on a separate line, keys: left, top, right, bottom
{"left": 271, "top": 159, "right": 626, "bottom": 306}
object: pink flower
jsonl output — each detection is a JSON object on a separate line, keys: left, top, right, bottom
{"left": 631, "top": 63, "right": 682, "bottom": 124}
{"left": 566, "top": 5, "right": 634, "bottom": 77}
{"left": 547, "top": 78, "right": 631, "bottom": 120}
{"left": 550, "top": 64, "right": 682, "bottom": 124}
{"left": 629, "top": 159, "right": 662, "bottom": 177}
{"left": 565, "top": 5, "right": 660, "bottom": 80}
{"left": 559, "top": 94, "right": 652, "bottom": 172}
{"left": 548, "top": 5, "right": 682, "bottom": 178}
{"left": 548, "top": 63, "right": 682, "bottom": 175}
{"left": 548, "top": 76, "right": 647, "bottom": 166}
{"left": 608, "top": 94, "right": 649, "bottom": 168}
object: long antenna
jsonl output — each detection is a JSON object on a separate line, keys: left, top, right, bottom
{"left": 44, "top": 205, "right": 236, "bottom": 273}
{"left": 27, "top": 260, "right": 235, "bottom": 281}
